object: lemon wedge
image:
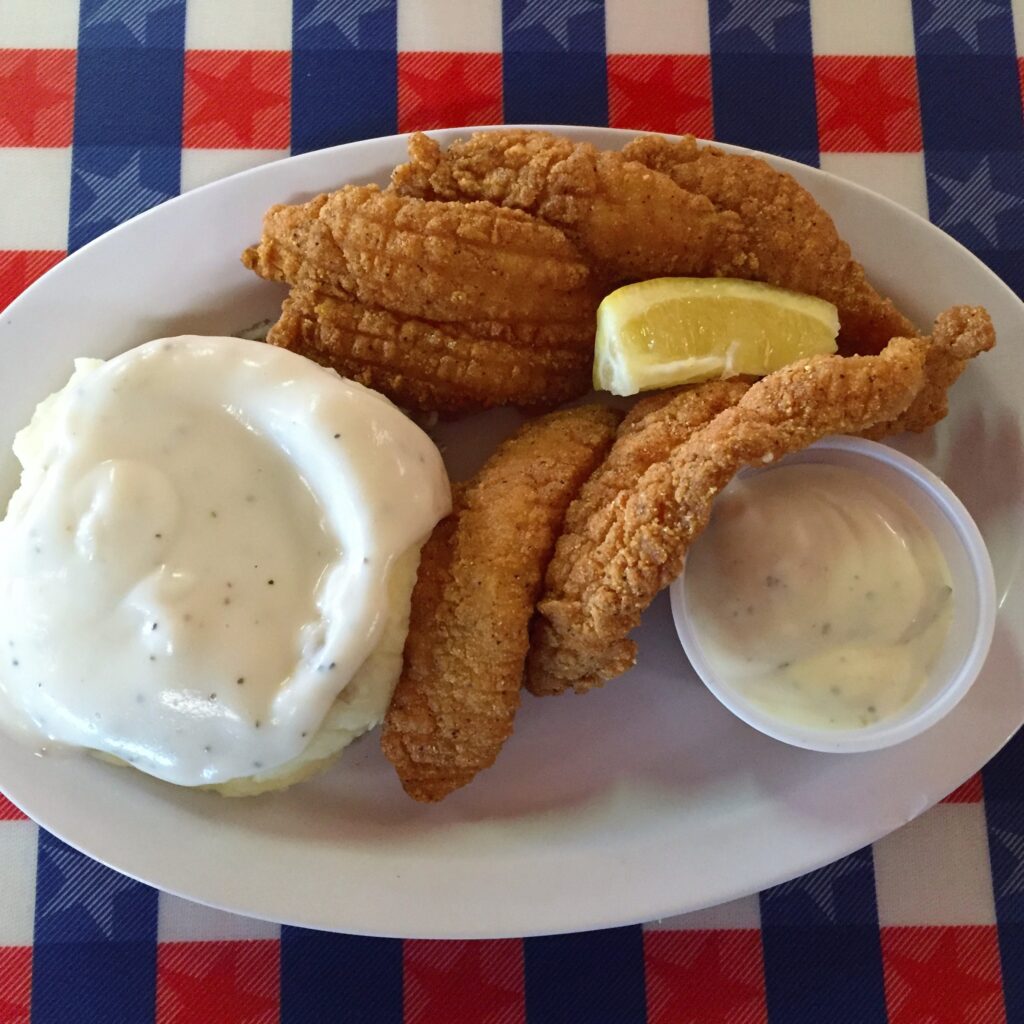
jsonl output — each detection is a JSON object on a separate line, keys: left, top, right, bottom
{"left": 593, "top": 278, "right": 840, "bottom": 396}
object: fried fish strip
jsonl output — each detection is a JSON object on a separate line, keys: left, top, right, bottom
{"left": 268, "top": 286, "right": 595, "bottom": 414}
{"left": 382, "top": 406, "right": 621, "bottom": 802}
{"left": 244, "top": 185, "right": 601, "bottom": 326}
{"left": 620, "top": 134, "right": 918, "bottom": 355}
{"left": 391, "top": 130, "right": 748, "bottom": 282}
{"left": 525, "top": 335, "right": 930, "bottom": 696}
{"left": 241, "top": 194, "right": 331, "bottom": 287}
{"left": 392, "top": 130, "right": 916, "bottom": 354}
{"left": 861, "top": 305, "right": 995, "bottom": 437}
{"left": 525, "top": 382, "right": 753, "bottom": 695}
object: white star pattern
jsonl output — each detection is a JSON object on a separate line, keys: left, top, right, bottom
{"left": 297, "top": 0, "right": 393, "bottom": 45}
{"left": 38, "top": 843, "right": 141, "bottom": 939}
{"left": 83, "top": 0, "right": 180, "bottom": 46}
{"left": 75, "top": 152, "right": 172, "bottom": 227}
{"left": 990, "top": 828, "right": 1024, "bottom": 898}
{"left": 715, "top": 0, "right": 804, "bottom": 50}
{"left": 765, "top": 855, "right": 868, "bottom": 923}
{"left": 506, "top": 0, "right": 603, "bottom": 50}
{"left": 919, "top": 0, "right": 1005, "bottom": 51}
{"left": 931, "top": 156, "right": 1024, "bottom": 247}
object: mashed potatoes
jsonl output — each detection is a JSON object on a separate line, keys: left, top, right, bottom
{"left": 0, "top": 338, "right": 450, "bottom": 793}
{"left": 207, "top": 547, "right": 418, "bottom": 795}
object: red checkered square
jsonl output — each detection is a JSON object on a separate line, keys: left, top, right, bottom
{"left": 398, "top": 52, "right": 502, "bottom": 134}
{"left": 0, "top": 250, "right": 63, "bottom": 312}
{"left": 156, "top": 940, "right": 279, "bottom": 1024}
{"left": 943, "top": 773, "right": 984, "bottom": 803}
{"left": 0, "top": 947, "right": 31, "bottom": 1024}
{"left": 644, "top": 930, "right": 767, "bottom": 1024}
{"left": 0, "top": 795, "right": 26, "bottom": 822}
{"left": 183, "top": 50, "right": 290, "bottom": 150}
{"left": 882, "top": 926, "right": 1005, "bottom": 1024}
{"left": 404, "top": 939, "right": 524, "bottom": 1024}
{"left": 608, "top": 54, "right": 713, "bottom": 139}
{"left": 0, "top": 49, "right": 75, "bottom": 147}
{"left": 815, "top": 56, "right": 921, "bottom": 152}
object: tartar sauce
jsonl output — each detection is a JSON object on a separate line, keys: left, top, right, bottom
{"left": 0, "top": 337, "right": 450, "bottom": 787}
{"left": 684, "top": 462, "right": 953, "bottom": 730}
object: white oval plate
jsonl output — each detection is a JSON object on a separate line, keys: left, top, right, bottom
{"left": 1, "top": 127, "right": 1022, "bottom": 939}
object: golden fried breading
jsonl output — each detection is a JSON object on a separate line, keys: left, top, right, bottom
{"left": 381, "top": 406, "right": 621, "bottom": 801}
{"left": 245, "top": 185, "right": 601, "bottom": 326}
{"left": 242, "top": 195, "right": 330, "bottom": 287}
{"left": 525, "top": 335, "right": 931, "bottom": 696}
{"left": 525, "top": 382, "right": 752, "bottom": 697}
{"left": 861, "top": 305, "right": 995, "bottom": 437}
{"left": 268, "top": 286, "right": 595, "bottom": 415}
{"left": 621, "top": 134, "right": 918, "bottom": 355}
{"left": 391, "top": 130, "right": 748, "bottom": 283}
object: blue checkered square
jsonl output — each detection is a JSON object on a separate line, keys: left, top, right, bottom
{"left": 291, "top": 50, "right": 397, "bottom": 154}
{"left": 503, "top": 52, "right": 608, "bottom": 126}
{"left": 916, "top": 56, "right": 1024, "bottom": 151}
{"left": 69, "top": 145, "right": 179, "bottom": 251}
{"left": 78, "top": 0, "right": 186, "bottom": 49}
{"left": 292, "top": 0, "right": 397, "bottom": 51}
{"left": 503, "top": 0, "right": 606, "bottom": 54}
{"left": 73, "top": 48, "right": 185, "bottom": 147}
{"left": 710, "top": 53, "right": 819, "bottom": 163}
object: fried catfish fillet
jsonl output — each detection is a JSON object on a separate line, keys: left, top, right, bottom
{"left": 391, "top": 130, "right": 748, "bottom": 282}
{"left": 243, "top": 184, "right": 601, "bottom": 326}
{"left": 621, "top": 134, "right": 917, "bottom": 355}
{"left": 525, "top": 335, "right": 932, "bottom": 696}
{"left": 243, "top": 181, "right": 603, "bottom": 413}
{"left": 861, "top": 305, "right": 995, "bottom": 437}
{"left": 392, "top": 130, "right": 917, "bottom": 355}
{"left": 381, "top": 405, "right": 621, "bottom": 801}
{"left": 267, "top": 286, "right": 596, "bottom": 415}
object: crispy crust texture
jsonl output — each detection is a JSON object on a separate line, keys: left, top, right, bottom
{"left": 526, "top": 335, "right": 931, "bottom": 696}
{"left": 244, "top": 184, "right": 601, "bottom": 326}
{"left": 381, "top": 405, "right": 621, "bottom": 801}
{"left": 860, "top": 305, "right": 995, "bottom": 437}
{"left": 620, "top": 134, "right": 918, "bottom": 355}
{"left": 393, "top": 130, "right": 918, "bottom": 355}
{"left": 391, "top": 130, "right": 749, "bottom": 283}
{"left": 267, "top": 287, "right": 596, "bottom": 415}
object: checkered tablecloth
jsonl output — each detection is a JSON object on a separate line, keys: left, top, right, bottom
{"left": 0, "top": 0, "right": 1022, "bottom": 1021}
